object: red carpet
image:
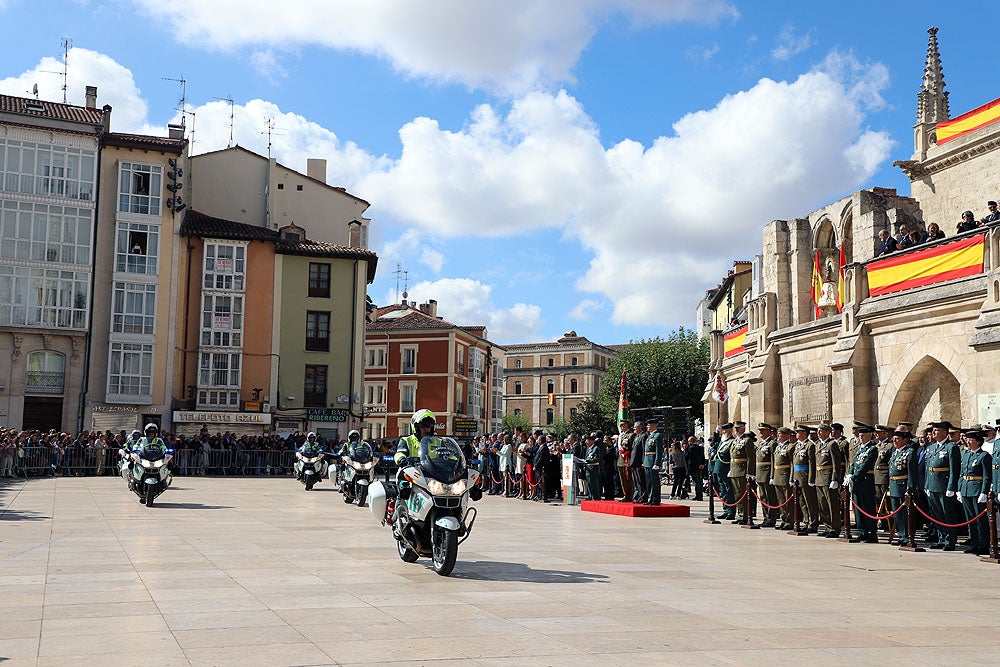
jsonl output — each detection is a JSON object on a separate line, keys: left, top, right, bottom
{"left": 580, "top": 500, "right": 690, "bottom": 517}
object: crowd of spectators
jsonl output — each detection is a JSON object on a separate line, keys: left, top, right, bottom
{"left": 876, "top": 198, "right": 1000, "bottom": 257}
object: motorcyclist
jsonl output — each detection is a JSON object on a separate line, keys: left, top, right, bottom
{"left": 394, "top": 409, "right": 442, "bottom": 467}
{"left": 298, "top": 431, "right": 324, "bottom": 455}
{"left": 341, "top": 430, "right": 364, "bottom": 457}
{"left": 133, "top": 423, "right": 167, "bottom": 453}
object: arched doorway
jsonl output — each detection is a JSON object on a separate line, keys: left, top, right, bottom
{"left": 887, "top": 356, "right": 961, "bottom": 427}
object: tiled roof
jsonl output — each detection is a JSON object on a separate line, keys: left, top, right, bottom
{"left": 104, "top": 132, "right": 186, "bottom": 154}
{"left": 367, "top": 309, "right": 456, "bottom": 332}
{"left": 505, "top": 337, "right": 618, "bottom": 353}
{"left": 276, "top": 240, "right": 378, "bottom": 283}
{"left": 0, "top": 93, "right": 104, "bottom": 126}
{"left": 179, "top": 210, "right": 280, "bottom": 242}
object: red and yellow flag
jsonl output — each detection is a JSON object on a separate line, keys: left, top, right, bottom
{"left": 936, "top": 97, "right": 1000, "bottom": 145}
{"left": 811, "top": 250, "right": 823, "bottom": 317}
{"left": 836, "top": 243, "right": 846, "bottom": 312}
{"left": 867, "top": 233, "right": 985, "bottom": 297}
{"left": 723, "top": 325, "right": 747, "bottom": 358}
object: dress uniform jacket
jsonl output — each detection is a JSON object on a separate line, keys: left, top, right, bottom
{"left": 958, "top": 448, "right": 992, "bottom": 498}
{"left": 874, "top": 440, "right": 892, "bottom": 487}
{"left": 925, "top": 439, "right": 961, "bottom": 493}
{"left": 772, "top": 441, "right": 795, "bottom": 486}
{"left": 714, "top": 437, "right": 733, "bottom": 478}
{"left": 643, "top": 431, "right": 663, "bottom": 468}
{"left": 728, "top": 437, "right": 755, "bottom": 480}
{"left": 754, "top": 437, "right": 775, "bottom": 482}
{"left": 791, "top": 440, "right": 816, "bottom": 488}
{"left": 888, "top": 445, "right": 919, "bottom": 498}
{"left": 814, "top": 438, "right": 843, "bottom": 487}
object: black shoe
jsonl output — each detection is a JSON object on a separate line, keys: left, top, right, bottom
{"left": 825, "top": 532, "right": 841, "bottom": 538}
{"left": 928, "top": 543, "right": 944, "bottom": 550}
{"left": 849, "top": 537, "right": 863, "bottom": 543}
{"left": 864, "top": 536, "right": 878, "bottom": 544}
{"left": 942, "top": 545, "right": 955, "bottom": 551}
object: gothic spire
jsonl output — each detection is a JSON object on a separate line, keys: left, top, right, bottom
{"left": 917, "top": 27, "right": 949, "bottom": 124}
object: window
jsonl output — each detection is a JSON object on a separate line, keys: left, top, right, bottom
{"left": 456, "top": 381, "right": 465, "bottom": 415}
{"left": 0, "top": 140, "right": 96, "bottom": 201}
{"left": 548, "top": 358, "right": 554, "bottom": 367}
{"left": 305, "top": 311, "right": 330, "bottom": 351}
{"left": 200, "top": 294, "right": 243, "bottom": 347}
{"left": 366, "top": 347, "right": 386, "bottom": 367}
{"left": 115, "top": 222, "right": 158, "bottom": 274}
{"left": 308, "top": 262, "right": 331, "bottom": 297}
{"left": 570, "top": 407, "right": 577, "bottom": 418}
{"left": 197, "top": 389, "right": 239, "bottom": 408}
{"left": 26, "top": 351, "right": 64, "bottom": 394}
{"left": 0, "top": 264, "right": 89, "bottom": 329}
{"left": 108, "top": 342, "right": 153, "bottom": 397}
{"left": 570, "top": 379, "right": 578, "bottom": 393}
{"left": 118, "top": 163, "right": 162, "bottom": 215}
{"left": 546, "top": 408, "right": 554, "bottom": 425}
{"left": 400, "top": 383, "right": 416, "bottom": 413}
{"left": 514, "top": 381, "right": 522, "bottom": 395}
{"left": 366, "top": 383, "right": 385, "bottom": 405}
{"left": 277, "top": 183, "right": 284, "bottom": 190}
{"left": 304, "top": 365, "right": 327, "bottom": 407}
{"left": 203, "top": 243, "right": 246, "bottom": 292}
{"left": 0, "top": 200, "right": 93, "bottom": 265}
{"left": 199, "top": 351, "right": 241, "bottom": 387}
{"left": 296, "top": 184, "right": 303, "bottom": 191}
{"left": 457, "top": 346, "right": 465, "bottom": 375}
{"left": 514, "top": 359, "right": 522, "bottom": 369}
{"left": 514, "top": 408, "right": 521, "bottom": 416}
{"left": 112, "top": 282, "right": 156, "bottom": 335}
{"left": 546, "top": 380, "right": 554, "bottom": 394}
{"left": 571, "top": 357, "right": 578, "bottom": 366}
{"left": 402, "top": 347, "right": 416, "bottom": 374}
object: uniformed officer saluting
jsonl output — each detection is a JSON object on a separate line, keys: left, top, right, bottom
{"left": 728, "top": 431, "right": 755, "bottom": 525}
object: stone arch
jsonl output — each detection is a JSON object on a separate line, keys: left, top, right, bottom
{"left": 839, "top": 205, "right": 853, "bottom": 264}
{"left": 814, "top": 216, "right": 837, "bottom": 250}
{"left": 886, "top": 356, "right": 961, "bottom": 427}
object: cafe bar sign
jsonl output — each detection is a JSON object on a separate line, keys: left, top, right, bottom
{"left": 172, "top": 411, "right": 272, "bottom": 425}
{"left": 306, "top": 408, "right": 349, "bottom": 422}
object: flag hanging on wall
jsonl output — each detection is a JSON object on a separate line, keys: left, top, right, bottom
{"left": 811, "top": 250, "right": 823, "bottom": 318}
{"left": 836, "top": 243, "right": 846, "bottom": 313}
{"left": 711, "top": 372, "right": 728, "bottom": 403}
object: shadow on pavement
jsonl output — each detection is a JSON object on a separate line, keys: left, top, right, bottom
{"left": 146, "top": 503, "right": 233, "bottom": 510}
{"left": 450, "top": 560, "right": 609, "bottom": 584}
{"left": 0, "top": 508, "right": 49, "bottom": 521}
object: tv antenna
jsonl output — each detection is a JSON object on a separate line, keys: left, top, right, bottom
{"left": 58, "top": 38, "right": 71, "bottom": 103}
{"left": 162, "top": 75, "right": 188, "bottom": 127}
{"left": 214, "top": 94, "right": 235, "bottom": 147}
{"left": 393, "top": 263, "right": 409, "bottom": 303}
{"left": 261, "top": 117, "right": 284, "bottom": 158}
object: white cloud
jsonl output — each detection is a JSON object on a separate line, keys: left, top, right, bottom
{"left": 419, "top": 248, "right": 444, "bottom": 273}
{"left": 569, "top": 299, "right": 602, "bottom": 321}
{"left": 685, "top": 42, "right": 720, "bottom": 65}
{"left": 134, "top": 0, "right": 737, "bottom": 94}
{"left": 400, "top": 278, "right": 543, "bottom": 342}
{"left": 249, "top": 49, "right": 288, "bottom": 85}
{"left": 0, "top": 47, "right": 148, "bottom": 130}
{"left": 771, "top": 24, "right": 816, "bottom": 62}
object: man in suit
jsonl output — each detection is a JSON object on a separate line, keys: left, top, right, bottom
{"left": 629, "top": 420, "right": 646, "bottom": 503}
{"left": 875, "top": 229, "right": 898, "bottom": 256}
{"left": 642, "top": 418, "right": 664, "bottom": 505}
{"left": 686, "top": 436, "right": 706, "bottom": 501}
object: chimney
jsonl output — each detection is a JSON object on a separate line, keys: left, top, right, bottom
{"left": 347, "top": 219, "right": 362, "bottom": 248}
{"left": 427, "top": 299, "right": 438, "bottom": 318}
{"left": 85, "top": 86, "right": 97, "bottom": 109}
{"left": 101, "top": 104, "right": 112, "bottom": 133}
{"left": 418, "top": 303, "right": 430, "bottom": 315}
{"left": 306, "top": 158, "right": 327, "bottom": 183}
{"left": 167, "top": 124, "right": 185, "bottom": 140}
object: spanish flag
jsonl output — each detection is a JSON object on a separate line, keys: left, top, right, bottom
{"left": 868, "top": 234, "right": 985, "bottom": 297}
{"left": 836, "top": 243, "right": 846, "bottom": 313}
{"left": 936, "top": 97, "right": 1000, "bottom": 145}
{"left": 811, "top": 250, "right": 823, "bottom": 318}
{"left": 724, "top": 325, "right": 747, "bottom": 358}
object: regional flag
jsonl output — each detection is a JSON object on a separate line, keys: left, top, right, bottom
{"left": 711, "top": 372, "right": 728, "bottom": 403}
{"left": 867, "top": 233, "right": 985, "bottom": 297}
{"left": 617, "top": 370, "right": 628, "bottom": 424}
{"left": 936, "top": 97, "right": 1000, "bottom": 145}
{"left": 723, "top": 325, "right": 747, "bottom": 358}
{"left": 811, "top": 250, "right": 822, "bottom": 318}
{"left": 836, "top": 243, "right": 846, "bottom": 313}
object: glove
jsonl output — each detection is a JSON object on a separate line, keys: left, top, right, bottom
{"left": 769, "top": 479, "right": 775, "bottom": 485}
{"left": 842, "top": 475, "right": 850, "bottom": 486}
{"left": 747, "top": 475, "right": 756, "bottom": 483}
{"left": 945, "top": 490, "right": 956, "bottom": 498}
{"left": 830, "top": 480, "right": 839, "bottom": 489}
{"left": 979, "top": 493, "right": 988, "bottom": 504}
{"left": 652, "top": 465, "right": 660, "bottom": 471}
{"left": 808, "top": 482, "right": 815, "bottom": 487}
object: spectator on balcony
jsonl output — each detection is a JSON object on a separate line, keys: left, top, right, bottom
{"left": 925, "top": 222, "right": 945, "bottom": 241}
{"left": 957, "top": 210, "right": 979, "bottom": 234}
{"left": 876, "top": 229, "right": 897, "bottom": 256}
{"left": 899, "top": 229, "right": 923, "bottom": 249}
{"left": 980, "top": 201, "right": 1000, "bottom": 225}
{"left": 895, "top": 224, "right": 911, "bottom": 245}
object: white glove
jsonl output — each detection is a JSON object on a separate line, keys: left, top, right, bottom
{"left": 979, "top": 493, "right": 988, "bottom": 504}
{"left": 842, "top": 475, "right": 850, "bottom": 486}
{"left": 830, "top": 480, "right": 839, "bottom": 489}
{"left": 652, "top": 465, "right": 660, "bottom": 471}
{"left": 808, "top": 482, "right": 815, "bottom": 487}
{"left": 945, "top": 490, "right": 956, "bottom": 498}
{"left": 924, "top": 488, "right": 930, "bottom": 494}
{"left": 769, "top": 479, "right": 775, "bottom": 484}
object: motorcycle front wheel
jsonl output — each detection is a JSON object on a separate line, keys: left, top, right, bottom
{"left": 397, "top": 537, "right": 418, "bottom": 563}
{"left": 145, "top": 485, "right": 155, "bottom": 507}
{"left": 431, "top": 527, "right": 458, "bottom": 576}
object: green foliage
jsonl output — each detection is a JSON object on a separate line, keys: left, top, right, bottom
{"left": 570, "top": 398, "right": 616, "bottom": 437}
{"left": 600, "top": 328, "right": 710, "bottom": 418}
{"left": 547, "top": 418, "right": 572, "bottom": 441}
{"left": 501, "top": 412, "right": 530, "bottom": 433}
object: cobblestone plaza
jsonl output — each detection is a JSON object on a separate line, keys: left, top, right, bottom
{"left": 2, "top": 478, "right": 1000, "bottom": 665}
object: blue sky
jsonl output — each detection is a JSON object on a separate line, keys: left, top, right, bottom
{"left": 1, "top": 1, "right": 996, "bottom": 346}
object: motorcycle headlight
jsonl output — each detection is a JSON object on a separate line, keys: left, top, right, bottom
{"left": 140, "top": 459, "right": 164, "bottom": 469}
{"left": 426, "top": 479, "right": 446, "bottom": 495}
{"left": 363, "top": 461, "right": 376, "bottom": 470}
{"left": 449, "top": 479, "right": 468, "bottom": 495}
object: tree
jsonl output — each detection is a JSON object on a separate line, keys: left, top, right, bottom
{"left": 570, "top": 398, "right": 616, "bottom": 437}
{"left": 501, "top": 412, "right": 530, "bottom": 433}
{"left": 599, "top": 328, "right": 710, "bottom": 428}
{"left": 547, "top": 418, "right": 572, "bottom": 441}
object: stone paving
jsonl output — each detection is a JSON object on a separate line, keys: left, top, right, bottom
{"left": 3, "top": 476, "right": 1000, "bottom": 666}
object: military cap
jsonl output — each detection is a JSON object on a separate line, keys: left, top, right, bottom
{"left": 897, "top": 421, "right": 913, "bottom": 427}
{"left": 892, "top": 430, "right": 913, "bottom": 439}
{"left": 874, "top": 424, "right": 893, "bottom": 432}
{"left": 740, "top": 432, "right": 757, "bottom": 441}
{"left": 965, "top": 430, "right": 985, "bottom": 442}
{"left": 757, "top": 422, "right": 775, "bottom": 431}
{"left": 734, "top": 420, "right": 746, "bottom": 426}
{"left": 817, "top": 422, "right": 832, "bottom": 430}
{"left": 584, "top": 432, "right": 596, "bottom": 441}
{"left": 830, "top": 423, "right": 844, "bottom": 430}
{"left": 852, "top": 421, "right": 870, "bottom": 430}
{"left": 930, "top": 421, "right": 955, "bottom": 430}
{"left": 990, "top": 200, "right": 998, "bottom": 206}
{"left": 856, "top": 424, "right": 875, "bottom": 434}
{"left": 777, "top": 427, "right": 795, "bottom": 435}
{"left": 794, "top": 424, "right": 810, "bottom": 432}
{"left": 646, "top": 416, "right": 659, "bottom": 424}
{"left": 949, "top": 426, "right": 963, "bottom": 434}
{"left": 983, "top": 424, "right": 997, "bottom": 432}
{"left": 720, "top": 422, "right": 734, "bottom": 429}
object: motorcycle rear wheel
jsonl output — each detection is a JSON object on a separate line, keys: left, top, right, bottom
{"left": 397, "top": 537, "right": 418, "bottom": 563}
{"left": 431, "top": 528, "right": 458, "bottom": 576}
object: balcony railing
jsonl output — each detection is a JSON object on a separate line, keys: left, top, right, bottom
{"left": 26, "top": 371, "right": 64, "bottom": 394}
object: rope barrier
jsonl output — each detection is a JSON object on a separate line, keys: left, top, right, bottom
{"left": 912, "top": 502, "right": 988, "bottom": 528}
{"left": 712, "top": 483, "right": 749, "bottom": 507}
{"left": 849, "top": 498, "right": 905, "bottom": 521}
{"left": 750, "top": 488, "right": 796, "bottom": 510}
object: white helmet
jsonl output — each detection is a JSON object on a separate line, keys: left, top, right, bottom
{"left": 144, "top": 423, "right": 158, "bottom": 434}
{"left": 348, "top": 429, "right": 360, "bottom": 441}
{"left": 307, "top": 431, "right": 317, "bottom": 439}
{"left": 131, "top": 430, "right": 141, "bottom": 438}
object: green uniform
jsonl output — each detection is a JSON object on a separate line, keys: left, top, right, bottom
{"left": 728, "top": 435, "right": 755, "bottom": 522}
{"left": 925, "top": 438, "right": 961, "bottom": 548}
{"left": 959, "top": 447, "right": 992, "bottom": 553}
{"left": 792, "top": 439, "right": 817, "bottom": 531}
{"left": 847, "top": 441, "right": 878, "bottom": 541}
{"left": 771, "top": 438, "right": 795, "bottom": 529}
{"left": 814, "top": 437, "right": 843, "bottom": 535}
{"left": 754, "top": 436, "right": 778, "bottom": 526}
{"left": 887, "top": 444, "right": 918, "bottom": 546}
{"left": 715, "top": 437, "right": 735, "bottom": 519}
{"left": 873, "top": 439, "right": 892, "bottom": 515}
{"left": 642, "top": 429, "right": 663, "bottom": 505}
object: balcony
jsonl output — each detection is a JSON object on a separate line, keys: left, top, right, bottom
{"left": 26, "top": 371, "right": 64, "bottom": 394}
{"left": 402, "top": 364, "right": 415, "bottom": 375}
{"left": 402, "top": 400, "right": 415, "bottom": 413}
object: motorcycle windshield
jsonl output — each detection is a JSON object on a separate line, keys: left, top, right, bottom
{"left": 419, "top": 436, "right": 466, "bottom": 484}
{"left": 139, "top": 447, "right": 165, "bottom": 461}
{"left": 350, "top": 442, "right": 374, "bottom": 463}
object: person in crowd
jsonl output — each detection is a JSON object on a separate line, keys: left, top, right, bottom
{"left": 813, "top": 423, "right": 843, "bottom": 538}
{"left": 714, "top": 423, "right": 736, "bottom": 519}
{"left": 792, "top": 424, "right": 818, "bottom": 533}
{"left": 498, "top": 434, "right": 515, "bottom": 497}
{"left": 983, "top": 423, "right": 998, "bottom": 455}
{"left": 887, "top": 429, "right": 918, "bottom": 547}
{"left": 847, "top": 423, "right": 879, "bottom": 543}
{"left": 686, "top": 436, "right": 706, "bottom": 501}
{"left": 957, "top": 210, "right": 979, "bottom": 233}
{"left": 668, "top": 441, "right": 688, "bottom": 500}
{"left": 728, "top": 432, "right": 755, "bottom": 523}
{"left": 981, "top": 200, "right": 1000, "bottom": 225}
{"left": 642, "top": 418, "right": 664, "bottom": 506}
{"left": 895, "top": 224, "right": 911, "bottom": 246}
{"left": 753, "top": 424, "right": 777, "bottom": 525}
{"left": 629, "top": 420, "right": 647, "bottom": 503}
{"left": 617, "top": 420, "right": 634, "bottom": 502}
{"left": 925, "top": 221, "right": 946, "bottom": 241}
{"left": 924, "top": 421, "right": 961, "bottom": 550}
{"left": 876, "top": 229, "right": 898, "bottom": 256}
{"left": 583, "top": 433, "right": 603, "bottom": 501}
{"left": 959, "top": 430, "right": 991, "bottom": 555}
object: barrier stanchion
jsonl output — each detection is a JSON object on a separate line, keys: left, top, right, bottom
{"left": 900, "top": 490, "right": 925, "bottom": 553}
{"left": 787, "top": 481, "right": 801, "bottom": 535}
{"left": 838, "top": 486, "right": 853, "bottom": 542}
{"left": 741, "top": 475, "right": 759, "bottom": 530}
{"left": 982, "top": 491, "right": 999, "bottom": 564}
{"left": 704, "top": 472, "right": 720, "bottom": 524}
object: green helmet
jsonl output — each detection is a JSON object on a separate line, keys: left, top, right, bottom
{"left": 411, "top": 409, "right": 435, "bottom": 435}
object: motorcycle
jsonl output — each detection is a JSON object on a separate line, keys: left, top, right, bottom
{"left": 295, "top": 449, "right": 329, "bottom": 491}
{"left": 128, "top": 445, "right": 173, "bottom": 507}
{"left": 368, "top": 436, "right": 482, "bottom": 576}
{"left": 341, "top": 441, "right": 376, "bottom": 506}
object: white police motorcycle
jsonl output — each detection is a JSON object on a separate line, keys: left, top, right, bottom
{"left": 341, "top": 440, "right": 377, "bottom": 506}
{"left": 128, "top": 444, "right": 173, "bottom": 507}
{"left": 294, "top": 440, "right": 329, "bottom": 491}
{"left": 369, "top": 437, "right": 482, "bottom": 576}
